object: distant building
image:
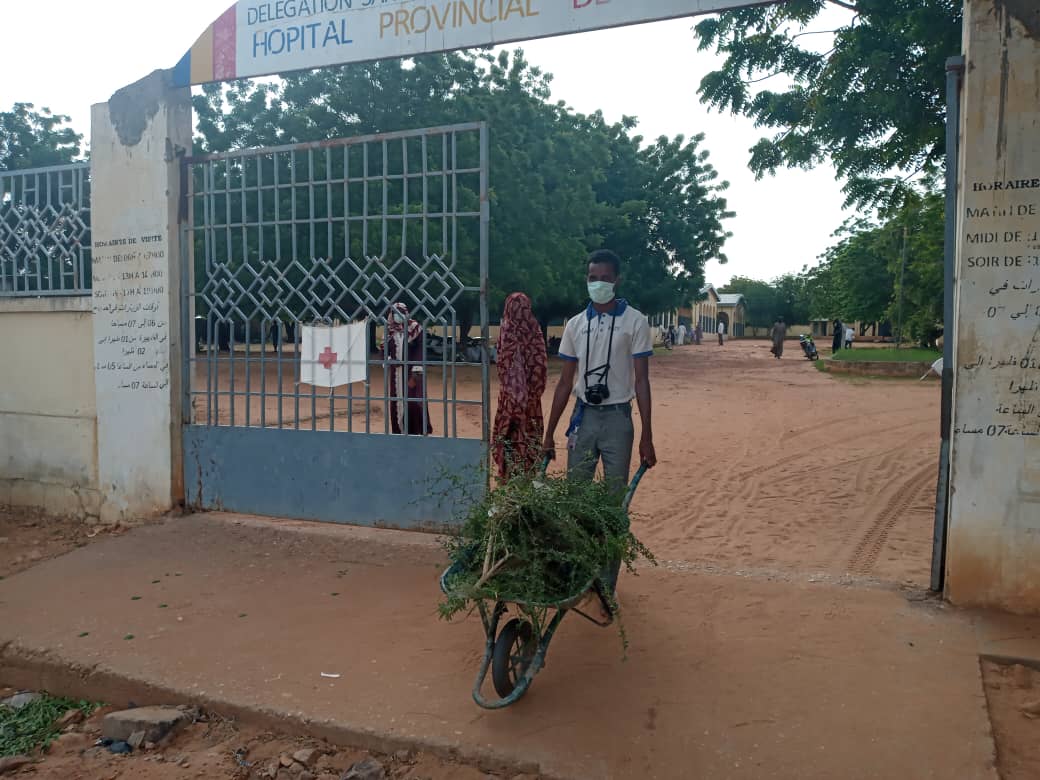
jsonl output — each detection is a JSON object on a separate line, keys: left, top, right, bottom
{"left": 650, "top": 285, "right": 727, "bottom": 342}
{"left": 717, "top": 293, "right": 747, "bottom": 338}
{"left": 692, "top": 285, "right": 721, "bottom": 336}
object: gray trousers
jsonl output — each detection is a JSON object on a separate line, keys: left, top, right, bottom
{"left": 567, "top": 402, "right": 633, "bottom": 597}
{"left": 567, "top": 402, "right": 635, "bottom": 494}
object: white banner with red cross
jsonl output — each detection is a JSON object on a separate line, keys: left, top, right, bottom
{"left": 300, "top": 322, "right": 368, "bottom": 388}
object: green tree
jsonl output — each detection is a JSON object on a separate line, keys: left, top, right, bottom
{"left": 193, "top": 50, "right": 734, "bottom": 333}
{"left": 803, "top": 192, "right": 943, "bottom": 345}
{"left": 817, "top": 216, "right": 896, "bottom": 325}
{"left": 718, "top": 276, "right": 780, "bottom": 334}
{"left": 694, "top": 0, "right": 961, "bottom": 208}
{"left": 802, "top": 258, "right": 839, "bottom": 322}
{"left": 773, "top": 273, "right": 811, "bottom": 325}
{"left": 0, "top": 103, "right": 82, "bottom": 170}
{"left": 890, "top": 192, "right": 945, "bottom": 347}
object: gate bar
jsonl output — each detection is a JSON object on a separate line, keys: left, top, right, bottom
{"left": 182, "top": 122, "right": 487, "bottom": 165}
{"left": 931, "top": 55, "right": 965, "bottom": 594}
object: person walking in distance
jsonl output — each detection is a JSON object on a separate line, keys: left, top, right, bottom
{"left": 543, "top": 249, "right": 657, "bottom": 498}
{"left": 845, "top": 324, "right": 855, "bottom": 350}
{"left": 832, "top": 319, "right": 843, "bottom": 355}
{"left": 717, "top": 320, "right": 726, "bottom": 346}
{"left": 770, "top": 316, "right": 787, "bottom": 359}
{"left": 677, "top": 322, "right": 688, "bottom": 347}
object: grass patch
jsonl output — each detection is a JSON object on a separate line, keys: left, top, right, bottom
{"left": 832, "top": 348, "right": 939, "bottom": 363}
{"left": 0, "top": 695, "right": 98, "bottom": 757}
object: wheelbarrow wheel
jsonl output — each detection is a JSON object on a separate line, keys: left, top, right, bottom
{"left": 492, "top": 618, "right": 536, "bottom": 698}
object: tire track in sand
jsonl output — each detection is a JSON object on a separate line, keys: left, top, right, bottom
{"left": 847, "top": 462, "right": 936, "bottom": 575}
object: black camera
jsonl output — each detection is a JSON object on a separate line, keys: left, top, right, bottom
{"left": 585, "top": 384, "right": 610, "bottom": 405}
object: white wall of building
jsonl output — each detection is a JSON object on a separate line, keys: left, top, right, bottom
{"left": 0, "top": 297, "right": 100, "bottom": 518}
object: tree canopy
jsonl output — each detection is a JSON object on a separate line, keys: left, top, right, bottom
{"left": 0, "top": 103, "right": 82, "bottom": 171}
{"left": 809, "top": 192, "right": 943, "bottom": 344}
{"left": 694, "top": 0, "right": 962, "bottom": 209}
{"left": 192, "top": 50, "right": 733, "bottom": 327}
{"left": 720, "top": 273, "right": 810, "bottom": 332}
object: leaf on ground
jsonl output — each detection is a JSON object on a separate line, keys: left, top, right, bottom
{"left": 0, "top": 695, "right": 99, "bottom": 757}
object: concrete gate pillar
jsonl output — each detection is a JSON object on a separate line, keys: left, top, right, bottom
{"left": 90, "top": 71, "right": 192, "bottom": 524}
{"left": 946, "top": 1, "right": 1040, "bottom": 611}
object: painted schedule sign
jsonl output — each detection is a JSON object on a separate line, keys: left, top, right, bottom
{"left": 172, "top": 0, "right": 767, "bottom": 86}
{"left": 92, "top": 232, "right": 171, "bottom": 395}
{"left": 955, "top": 181, "right": 1040, "bottom": 442}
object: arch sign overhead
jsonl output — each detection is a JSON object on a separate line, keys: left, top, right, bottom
{"left": 172, "top": 0, "right": 766, "bottom": 87}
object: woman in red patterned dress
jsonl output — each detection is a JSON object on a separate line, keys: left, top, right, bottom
{"left": 492, "top": 292, "right": 548, "bottom": 479}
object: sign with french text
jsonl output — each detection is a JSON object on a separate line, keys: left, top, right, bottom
{"left": 173, "top": 0, "right": 772, "bottom": 86}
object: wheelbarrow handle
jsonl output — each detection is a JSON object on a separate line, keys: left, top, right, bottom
{"left": 622, "top": 462, "right": 649, "bottom": 512}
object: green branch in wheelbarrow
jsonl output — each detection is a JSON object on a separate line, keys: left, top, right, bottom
{"left": 438, "top": 467, "right": 656, "bottom": 650}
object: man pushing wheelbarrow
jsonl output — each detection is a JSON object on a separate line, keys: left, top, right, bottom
{"left": 440, "top": 250, "right": 657, "bottom": 709}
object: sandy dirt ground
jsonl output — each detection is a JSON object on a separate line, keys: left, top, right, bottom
{"left": 0, "top": 515, "right": 997, "bottom": 780}
{"left": 191, "top": 339, "right": 940, "bottom": 586}
{"left": 0, "top": 510, "right": 126, "bottom": 581}
{"left": 981, "top": 661, "right": 1040, "bottom": 780}
{"left": 3, "top": 339, "right": 1010, "bottom": 780}
{"left": 627, "top": 341, "right": 939, "bottom": 587}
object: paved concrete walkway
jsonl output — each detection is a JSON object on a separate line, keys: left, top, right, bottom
{"left": 0, "top": 515, "right": 996, "bottom": 779}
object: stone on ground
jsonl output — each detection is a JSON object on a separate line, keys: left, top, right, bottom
{"left": 101, "top": 706, "right": 190, "bottom": 743}
{"left": 293, "top": 748, "right": 319, "bottom": 768}
{"left": 0, "top": 692, "right": 40, "bottom": 710}
{"left": 341, "top": 757, "right": 385, "bottom": 780}
{"left": 127, "top": 730, "right": 148, "bottom": 749}
{"left": 55, "top": 708, "right": 84, "bottom": 729}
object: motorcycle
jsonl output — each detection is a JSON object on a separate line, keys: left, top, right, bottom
{"left": 799, "top": 334, "right": 819, "bottom": 361}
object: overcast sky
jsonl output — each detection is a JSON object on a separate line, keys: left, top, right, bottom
{"left": 1, "top": 1, "right": 853, "bottom": 287}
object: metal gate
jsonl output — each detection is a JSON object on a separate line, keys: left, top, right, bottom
{"left": 0, "top": 163, "right": 91, "bottom": 297}
{"left": 180, "top": 123, "right": 489, "bottom": 529}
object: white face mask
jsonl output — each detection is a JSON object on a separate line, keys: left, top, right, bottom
{"left": 392, "top": 310, "right": 408, "bottom": 325}
{"left": 587, "top": 281, "right": 616, "bottom": 305}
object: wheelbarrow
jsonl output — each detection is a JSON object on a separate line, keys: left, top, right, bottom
{"left": 439, "top": 463, "right": 648, "bottom": 709}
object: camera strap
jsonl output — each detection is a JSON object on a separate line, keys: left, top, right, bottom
{"left": 584, "top": 310, "right": 617, "bottom": 389}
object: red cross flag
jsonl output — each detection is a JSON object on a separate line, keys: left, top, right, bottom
{"left": 301, "top": 322, "right": 368, "bottom": 388}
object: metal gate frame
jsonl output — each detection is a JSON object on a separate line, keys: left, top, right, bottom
{"left": 0, "top": 162, "right": 91, "bottom": 297}
{"left": 930, "top": 57, "right": 965, "bottom": 593}
{"left": 180, "top": 123, "right": 490, "bottom": 530}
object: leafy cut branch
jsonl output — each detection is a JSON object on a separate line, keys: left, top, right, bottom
{"left": 439, "top": 470, "right": 655, "bottom": 651}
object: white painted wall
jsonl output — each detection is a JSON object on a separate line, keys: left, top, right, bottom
{"left": 90, "top": 72, "right": 191, "bottom": 524}
{"left": 0, "top": 297, "right": 100, "bottom": 518}
{"left": 947, "top": 0, "right": 1040, "bottom": 612}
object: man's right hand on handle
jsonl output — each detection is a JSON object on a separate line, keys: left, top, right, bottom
{"left": 542, "top": 434, "right": 556, "bottom": 462}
